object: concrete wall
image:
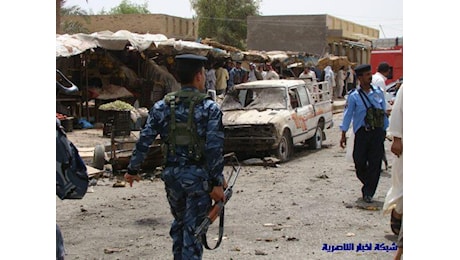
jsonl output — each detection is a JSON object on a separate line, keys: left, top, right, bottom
{"left": 247, "top": 15, "right": 328, "bottom": 56}
{"left": 62, "top": 14, "right": 198, "bottom": 40}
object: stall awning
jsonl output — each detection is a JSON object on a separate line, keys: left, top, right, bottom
{"left": 56, "top": 30, "right": 169, "bottom": 57}
{"left": 56, "top": 33, "right": 97, "bottom": 57}
{"left": 155, "top": 38, "right": 213, "bottom": 56}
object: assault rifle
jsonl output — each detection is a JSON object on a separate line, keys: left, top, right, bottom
{"left": 194, "top": 152, "right": 241, "bottom": 250}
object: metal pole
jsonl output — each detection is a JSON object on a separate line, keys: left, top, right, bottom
{"left": 82, "top": 51, "right": 90, "bottom": 121}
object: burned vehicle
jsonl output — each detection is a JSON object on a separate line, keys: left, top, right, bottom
{"left": 221, "top": 80, "right": 333, "bottom": 162}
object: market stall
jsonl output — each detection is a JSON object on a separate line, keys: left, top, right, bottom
{"left": 56, "top": 30, "right": 221, "bottom": 127}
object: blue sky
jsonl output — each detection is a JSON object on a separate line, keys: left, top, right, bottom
{"left": 63, "top": 0, "right": 403, "bottom": 38}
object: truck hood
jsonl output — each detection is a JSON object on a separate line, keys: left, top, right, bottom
{"left": 223, "top": 109, "right": 287, "bottom": 125}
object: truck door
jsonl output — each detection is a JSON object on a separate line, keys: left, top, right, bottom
{"left": 297, "top": 85, "right": 317, "bottom": 137}
{"left": 289, "top": 86, "right": 312, "bottom": 143}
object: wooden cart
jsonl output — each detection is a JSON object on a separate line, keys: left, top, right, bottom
{"left": 93, "top": 111, "right": 163, "bottom": 174}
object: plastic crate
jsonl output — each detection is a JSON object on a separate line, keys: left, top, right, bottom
{"left": 60, "top": 118, "right": 74, "bottom": 132}
{"left": 103, "top": 111, "right": 131, "bottom": 137}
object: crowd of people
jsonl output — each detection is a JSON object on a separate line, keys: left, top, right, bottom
{"left": 204, "top": 60, "right": 281, "bottom": 96}
{"left": 204, "top": 58, "right": 363, "bottom": 102}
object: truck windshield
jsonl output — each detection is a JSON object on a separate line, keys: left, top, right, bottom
{"left": 221, "top": 87, "right": 286, "bottom": 111}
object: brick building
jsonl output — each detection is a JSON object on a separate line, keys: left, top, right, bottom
{"left": 247, "top": 14, "right": 379, "bottom": 64}
{"left": 62, "top": 14, "right": 198, "bottom": 41}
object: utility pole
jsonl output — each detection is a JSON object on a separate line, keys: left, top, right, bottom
{"left": 379, "top": 24, "right": 386, "bottom": 38}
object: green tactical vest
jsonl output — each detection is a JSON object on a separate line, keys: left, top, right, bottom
{"left": 163, "top": 90, "right": 209, "bottom": 163}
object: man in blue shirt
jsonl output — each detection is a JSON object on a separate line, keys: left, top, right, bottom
{"left": 226, "top": 60, "right": 235, "bottom": 92}
{"left": 125, "top": 54, "right": 226, "bottom": 259}
{"left": 339, "top": 64, "right": 388, "bottom": 203}
{"left": 227, "top": 60, "right": 248, "bottom": 93}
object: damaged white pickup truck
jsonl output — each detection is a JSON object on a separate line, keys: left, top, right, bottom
{"left": 220, "top": 79, "right": 334, "bottom": 162}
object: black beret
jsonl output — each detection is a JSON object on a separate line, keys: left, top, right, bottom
{"left": 175, "top": 54, "right": 207, "bottom": 61}
{"left": 354, "top": 64, "right": 371, "bottom": 76}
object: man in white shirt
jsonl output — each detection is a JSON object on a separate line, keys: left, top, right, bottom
{"left": 324, "top": 66, "right": 335, "bottom": 98}
{"left": 298, "top": 66, "right": 317, "bottom": 82}
{"left": 205, "top": 65, "right": 216, "bottom": 92}
{"left": 257, "top": 64, "right": 267, "bottom": 79}
{"left": 372, "top": 62, "right": 391, "bottom": 91}
{"left": 265, "top": 64, "right": 280, "bottom": 80}
{"left": 373, "top": 62, "right": 394, "bottom": 112}
{"left": 248, "top": 63, "right": 262, "bottom": 81}
{"left": 335, "top": 66, "right": 346, "bottom": 98}
{"left": 372, "top": 62, "right": 392, "bottom": 172}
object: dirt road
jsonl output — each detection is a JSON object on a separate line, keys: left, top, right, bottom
{"left": 57, "top": 112, "right": 398, "bottom": 259}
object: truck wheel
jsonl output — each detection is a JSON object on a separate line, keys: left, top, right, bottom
{"left": 307, "top": 126, "right": 323, "bottom": 150}
{"left": 92, "top": 144, "right": 106, "bottom": 170}
{"left": 275, "top": 130, "right": 292, "bottom": 162}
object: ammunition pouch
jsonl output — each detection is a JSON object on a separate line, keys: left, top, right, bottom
{"left": 365, "top": 107, "right": 385, "bottom": 130}
{"left": 358, "top": 88, "right": 385, "bottom": 131}
{"left": 163, "top": 90, "right": 209, "bottom": 163}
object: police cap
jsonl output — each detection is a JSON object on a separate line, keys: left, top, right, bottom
{"left": 175, "top": 54, "right": 207, "bottom": 71}
{"left": 354, "top": 64, "right": 371, "bottom": 76}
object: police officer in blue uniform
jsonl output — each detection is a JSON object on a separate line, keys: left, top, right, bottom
{"left": 125, "top": 54, "right": 225, "bottom": 259}
{"left": 339, "top": 64, "right": 388, "bottom": 203}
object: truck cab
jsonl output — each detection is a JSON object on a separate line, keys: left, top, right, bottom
{"left": 221, "top": 79, "right": 333, "bottom": 162}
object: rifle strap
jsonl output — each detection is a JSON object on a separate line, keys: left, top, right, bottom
{"left": 358, "top": 86, "right": 377, "bottom": 109}
{"left": 201, "top": 207, "right": 225, "bottom": 250}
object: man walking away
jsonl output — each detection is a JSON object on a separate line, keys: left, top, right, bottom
{"left": 125, "top": 54, "right": 226, "bottom": 260}
{"left": 339, "top": 64, "right": 388, "bottom": 203}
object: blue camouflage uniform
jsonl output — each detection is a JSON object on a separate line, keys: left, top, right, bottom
{"left": 128, "top": 86, "right": 224, "bottom": 259}
{"left": 340, "top": 85, "right": 388, "bottom": 199}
